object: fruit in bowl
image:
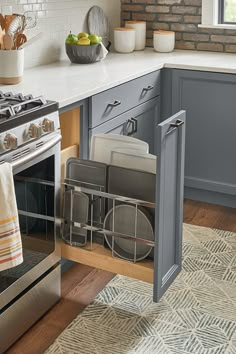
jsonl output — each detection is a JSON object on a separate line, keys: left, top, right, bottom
{"left": 88, "top": 34, "right": 102, "bottom": 45}
{"left": 65, "top": 33, "right": 78, "bottom": 45}
{"left": 65, "top": 32, "right": 103, "bottom": 46}
{"left": 77, "top": 37, "right": 90, "bottom": 45}
{"left": 65, "top": 31, "right": 106, "bottom": 64}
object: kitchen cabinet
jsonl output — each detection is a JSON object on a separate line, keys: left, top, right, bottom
{"left": 163, "top": 69, "right": 236, "bottom": 208}
{"left": 58, "top": 70, "right": 185, "bottom": 302}
{"left": 61, "top": 110, "right": 186, "bottom": 302}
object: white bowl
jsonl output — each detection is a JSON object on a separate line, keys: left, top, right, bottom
{"left": 89, "top": 134, "right": 149, "bottom": 164}
{"left": 110, "top": 148, "right": 156, "bottom": 174}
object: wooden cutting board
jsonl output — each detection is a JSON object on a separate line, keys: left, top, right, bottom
{"left": 87, "top": 6, "right": 110, "bottom": 50}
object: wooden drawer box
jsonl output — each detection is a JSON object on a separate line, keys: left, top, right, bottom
{"left": 89, "top": 70, "right": 161, "bottom": 128}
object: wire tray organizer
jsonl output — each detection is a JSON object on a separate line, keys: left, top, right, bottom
{"left": 61, "top": 177, "right": 156, "bottom": 263}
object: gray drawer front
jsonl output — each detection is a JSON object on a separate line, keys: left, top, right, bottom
{"left": 89, "top": 97, "right": 158, "bottom": 139}
{"left": 89, "top": 70, "right": 160, "bottom": 128}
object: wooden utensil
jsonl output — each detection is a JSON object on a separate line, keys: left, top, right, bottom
{"left": 0, "top": 14, "right": 5, "bottom": 31}
{"left": 3, "top": 33, "right": 13, "bottom": 50}
{"left": 5, "top": 14, "right": 16, "bottom": 33}
{"left": 15, "top": 33, "right": 27, "bottom": 49}
{"left": 0, "top": 24, "right": 4, "bottom": 49}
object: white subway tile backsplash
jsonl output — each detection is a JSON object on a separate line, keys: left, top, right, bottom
{"left": 0, "top": 0, "right": 121, "bottom": 68}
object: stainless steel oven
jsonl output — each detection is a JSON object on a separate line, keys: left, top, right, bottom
{"left": 0, "top": 92, "right": 61, "bottom": 352}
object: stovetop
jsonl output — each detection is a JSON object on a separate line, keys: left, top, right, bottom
{"left": 0, "top": 91, "right": 58, "bottom": 132}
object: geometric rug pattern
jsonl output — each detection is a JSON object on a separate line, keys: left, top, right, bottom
{"left": 46, "top": 224, "right": 236, "bottom": 354}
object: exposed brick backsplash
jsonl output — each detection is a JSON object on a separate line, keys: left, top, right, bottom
{"left": 121, "top": 0, "right": 236, "bottom": 53}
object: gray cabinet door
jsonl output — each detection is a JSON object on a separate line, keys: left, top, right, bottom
{"left": 171, "top": 69, "right": 236, "bottom": 207}
{"left": 90, "top": 101, "right": 186, "bottom": 302}
{"left": 154, "top": 110, "right": 186, "bottom": 302}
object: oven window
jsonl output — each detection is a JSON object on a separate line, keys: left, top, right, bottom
{"left": 0, "top": 156, "right": 56, "bottom": 294}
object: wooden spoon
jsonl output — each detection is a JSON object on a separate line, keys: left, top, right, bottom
{"left": 0, "top": 26, "right": 4, "bottom": 49}
{"left": 3, "top": 33, "right": 13, "bottom": 50}
{"left": 0, "top": 14, "right": 5, "bottom": 31}
{"left": 14, "top": 33, "right": 27, "bottom": 49}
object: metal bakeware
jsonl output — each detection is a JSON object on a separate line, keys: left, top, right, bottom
{"left": 104, "top": 204, "right": 154, "bottom": 261}
{"left": 63, "top": 158, "right": 108, "bottom": 245}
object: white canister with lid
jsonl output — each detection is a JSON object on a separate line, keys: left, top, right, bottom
{"left": 153, "top": 30, "right": 175, "bottom": 53}
{"left": 125, "top": 21, "right": 146, "bottom": 51}
{"left": 114, "top": 27, "right": 135, "bottom": 53}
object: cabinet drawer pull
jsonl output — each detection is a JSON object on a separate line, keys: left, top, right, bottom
{"left": 170, "top": 119, "right": 184, "bottom": 128}
{"left": 143, "top": 85, "right": 154, "bottom": 92}
{"left": 166, "top": 119, "right": 185, "bottom": 136}
{"left": 126, "top": 117, "right": 138, "bottom": 136}
{"left": 108, "top": 100, "right": 121, "bottom": 107}
{"left": 131, "top": 117, "right": 138, "bottom": 133}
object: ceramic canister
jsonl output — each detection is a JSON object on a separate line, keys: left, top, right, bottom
{"left": 153, "top": 30, "right": 175, "bottom": 53}
{"left": 0, "top": 49, "right": 24, "bottom": 84}
{"left": 114, "top": 27, "right": 135, "bottom": 53}
{"left": 125, "top": 21, "right": 146, "bottom": 51}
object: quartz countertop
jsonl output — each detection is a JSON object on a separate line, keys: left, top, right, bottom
{"left": 1, "top": 48, "right": 236, "bottom": 109}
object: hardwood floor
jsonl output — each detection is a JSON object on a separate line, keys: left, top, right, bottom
{"left": 6, "top": 200, "right": 236, "bottom": 354}
{"left": 184, "top": 199, "right": 236, "bottom": 233}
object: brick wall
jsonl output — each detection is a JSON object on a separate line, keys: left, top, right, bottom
{"left": 120, "top": 0, "right": 236, "bottom": 53}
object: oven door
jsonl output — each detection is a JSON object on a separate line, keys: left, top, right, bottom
{"left": 0, "top": 132, "right": 61, "bottom": 310}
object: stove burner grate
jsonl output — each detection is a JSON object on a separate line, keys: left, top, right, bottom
{"left": 0, "top": 92, "right": 48, "bottom": 121}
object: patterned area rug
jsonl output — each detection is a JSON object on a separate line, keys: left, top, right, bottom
{"left": 46, "top": 224, "right": 236, "bottom": 354}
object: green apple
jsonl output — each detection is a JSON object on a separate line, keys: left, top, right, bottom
{"left": 88, "top": 34, "right": 101, "bottom": 45}
{"left": 65, "top": 32, "right": 78, "bottom": 44}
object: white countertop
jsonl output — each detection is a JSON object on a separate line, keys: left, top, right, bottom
{"left": 1, "top": 48, "right": 236, "bottom": 109}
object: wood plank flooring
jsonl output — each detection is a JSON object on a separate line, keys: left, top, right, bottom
{"left": 6, "top": 200, "right": 236, "bottom": 354}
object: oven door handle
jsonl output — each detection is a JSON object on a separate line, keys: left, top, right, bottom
{"left": 12, "top": 133, "right": 62, "bottom": 170}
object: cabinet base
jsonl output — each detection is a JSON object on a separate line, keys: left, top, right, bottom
{"left": 185, "top": 187, "right": 236, "bottom": 208}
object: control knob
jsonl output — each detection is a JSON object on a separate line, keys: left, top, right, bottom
{"left": 3, "top": 133, "right": 18, "bottom": 150}
{"left": 42, "top": 118, "right": 54, "bottom": 133}
{"left": 28, "top": 123, "right": 42, "bottom": 139}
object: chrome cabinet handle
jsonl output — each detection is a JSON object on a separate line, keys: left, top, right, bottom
{"left": 126, "top": 117, "right": 138, "bottom": 136}
{"left": 170, "top": 119, "right": 184, "bottom": 128}
{"left": 143, "top": 85, "right": 154, "bottom": 92}
{"left": 166, "top": 119, "right": 185, "bottom": 136}
{"left": 130, "top": 117, "right": 137, "bottom": 133}
{"left": 108, "top": 100, "right": 121, "bottom": 107}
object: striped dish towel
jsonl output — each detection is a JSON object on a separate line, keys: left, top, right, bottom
{"left": 0, "top": 163, "right": 23, "bottom": 271}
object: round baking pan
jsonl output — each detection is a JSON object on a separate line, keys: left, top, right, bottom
{"left": 103, "top": 204, "right": 154, "bottom": 261}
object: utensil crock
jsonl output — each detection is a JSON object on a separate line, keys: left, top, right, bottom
{"left": 0, "top": 49, "right": 24, "bottom": 84}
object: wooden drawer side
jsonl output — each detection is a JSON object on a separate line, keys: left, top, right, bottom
{"left": 61, "top": 241, "right": 154, "bottom": 284}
